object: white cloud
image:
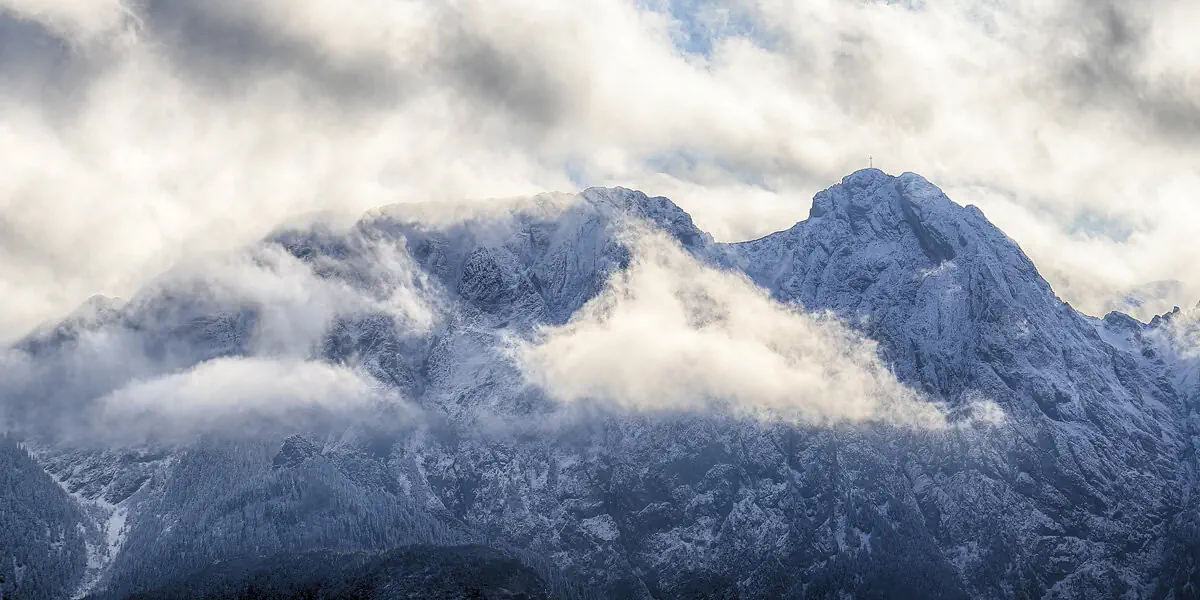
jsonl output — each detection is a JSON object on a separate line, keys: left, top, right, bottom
{"left": 89, "top": 356, "right": 409, "bottom": 443}
{"left": 0, "top": 0, "right": 130, "bottom": 42}
{"left": 0, "top": 0, "right": 1198, "bottom": 341}
{"left": 512, "top": 227, "right": 985, "bottom": 428}
{"left": 138, "top": 239, "right": 441, "bottom": 356}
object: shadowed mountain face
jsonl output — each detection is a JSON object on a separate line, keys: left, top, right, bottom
{"left": 89, "top": 546, "right": 552, "bottom": 600}
{"left": 2, "top": 170, "right": 1198, "bottom": 599}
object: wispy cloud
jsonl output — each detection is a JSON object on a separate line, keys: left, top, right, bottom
{"left": 85, "top": 356, "right": 411, "bottom": 444}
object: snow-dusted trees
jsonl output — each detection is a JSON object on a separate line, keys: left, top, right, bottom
{"left": 0, "top": 435, "right": 88, "bottom": 600}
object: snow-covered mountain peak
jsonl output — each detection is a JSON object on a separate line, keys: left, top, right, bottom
{"left": 806, "top": 168, "right": 1005, "bottom": 268}
{"left": 737, "top": 168, "right": 1051, "bottom": 303}
{"left": 580, "top": 186, "right": 713, "bottom": 251}
{"left": 814, "top": 168, "right": 952, "bottom": 218}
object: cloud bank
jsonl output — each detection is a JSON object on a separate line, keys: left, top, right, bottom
{"left": 0, "top": 0, "right": 1198, "bottom": 337}
{"left": 88, "top": 356, "right": 405, "bottom": 444}
{"left": 514, "top": 228, "right": 989, "bottom": 428}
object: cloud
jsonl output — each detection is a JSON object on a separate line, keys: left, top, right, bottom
{"left": 0, "top": 0, "right": 1198, "bottom": 341}
{"left": 0, "top": 0, "right": 128, "bottom": 43}
{"left": 84, "top": 356, "right": 411, "bottom": 444}
{"left": 512, "top": 227, "right": 992, "bottom": 428}
{"left": 1134, "top": 305, "right": 1200, "bottom": 404}
{"left": 136, "top": 236, "right": 442, "bottom": 356}
{"left": 0, "top": 228, "right": 441, "bottom": 444}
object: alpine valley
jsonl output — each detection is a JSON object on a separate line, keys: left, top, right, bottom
{"left": 3, "top": 170, "right": 1199, "bottom": 599}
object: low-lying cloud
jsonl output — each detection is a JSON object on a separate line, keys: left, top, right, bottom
{"left": 87, "top": 356, "right": 407, "bottom": 444}
{"left": 1156, "top": 306, "right": 1200, "bottom": 393}
{"left": 139, "top": 236, "right": 441, "bottom": 355}
{"left": 0, "top": 228, "right": 442, "bottom": 445}
{"left": 514, "top": 227, "right": 995, "bottom": 428}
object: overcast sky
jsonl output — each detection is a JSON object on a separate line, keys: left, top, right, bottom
{"left": 1, "top": 0, "right": 1198, "bottom": 340}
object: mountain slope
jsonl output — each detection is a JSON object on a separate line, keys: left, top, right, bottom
{"left": 0, "top": 435, "right": 93, "bottom": 600}
{"left": 92, "top": 546, "right": 551, "bottom": 600}
{"left": 731, "top": 169, "right": 1194, "bottom": 597}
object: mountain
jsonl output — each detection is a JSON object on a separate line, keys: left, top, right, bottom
{"left": 1, "top": 169, "right": 1198, "bottom": 599}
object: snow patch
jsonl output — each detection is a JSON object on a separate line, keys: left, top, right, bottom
{"left": 580, "top": 514, "right": 620, "bottom": 542}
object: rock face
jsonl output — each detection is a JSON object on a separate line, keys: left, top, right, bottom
{"left": 2, "top": 170, "right": 1198, "bottom": 599}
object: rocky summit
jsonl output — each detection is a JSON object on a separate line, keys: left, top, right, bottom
{"left": 2, "top": 170, "right": 1198, "bottom": 599}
